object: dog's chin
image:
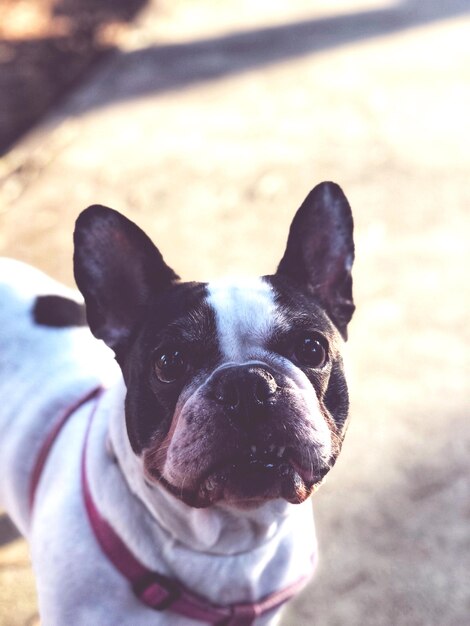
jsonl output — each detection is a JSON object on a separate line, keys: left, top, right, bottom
{"left": 148, "top": 459, "right": 323, "bottom": 509}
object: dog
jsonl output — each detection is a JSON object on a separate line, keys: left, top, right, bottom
{"left": 0, "top": 181, "right": 354, "bottom": 625}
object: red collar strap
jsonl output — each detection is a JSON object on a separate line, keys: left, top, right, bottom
{"left": 29, "top": 385, "right": 103, "bottom": 514}
{"left": 32, "top": 388, "right": 314, "bottom": 625}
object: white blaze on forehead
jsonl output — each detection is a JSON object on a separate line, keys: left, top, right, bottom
{"left": 206, "top": 276, "right": 279, "bottom": 362}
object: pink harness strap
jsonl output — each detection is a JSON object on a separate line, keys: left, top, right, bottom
{"left": 28, "top": 386, "right": 103, "bottom": 513}
{"left": 31, "top": 388, "right": 314, "bottom": 625}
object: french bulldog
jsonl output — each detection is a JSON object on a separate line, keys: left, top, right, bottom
{"left": 0, "top": 181, "right": 354, "bottom": 625}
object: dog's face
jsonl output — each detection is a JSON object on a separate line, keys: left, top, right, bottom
{"left": 74, "top": 182, "right": 354, "bottom": 508}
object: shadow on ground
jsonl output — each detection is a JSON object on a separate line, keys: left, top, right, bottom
{"left": 65, "top": 0, "right": 469, "bottom": 113}
{"left": 1, "top": 0, "right": 468, "bottom": 153}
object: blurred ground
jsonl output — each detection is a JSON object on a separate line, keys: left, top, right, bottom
{"left": 0, "top": 0, "right": 469, "bottom": 624}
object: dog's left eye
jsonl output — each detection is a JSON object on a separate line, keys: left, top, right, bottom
{"left": 294, "top": 334, "right": 328, "bottom": 369}
{"left": 154, "top": 349, "right": 187, "bottom": 383}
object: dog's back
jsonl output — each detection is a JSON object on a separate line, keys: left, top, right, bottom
{"left": 0, "top": 259, "right": 114, "bottom": 534}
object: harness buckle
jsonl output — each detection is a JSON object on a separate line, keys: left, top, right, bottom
{"left": 133, "top": 572, "right": 180, "bottom": 611}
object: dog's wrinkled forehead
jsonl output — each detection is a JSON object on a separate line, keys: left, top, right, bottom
{"left": 206, "top": 277, "right": 283, "bottom": 361}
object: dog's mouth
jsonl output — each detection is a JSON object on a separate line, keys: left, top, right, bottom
{"left": 146, "top": 444, "right": 328, "bottom": 508}
{"left": 203, "top": 446, "right": 329, "bottom": 505}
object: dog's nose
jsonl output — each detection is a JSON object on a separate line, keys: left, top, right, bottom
{"left": 212, "top": 365, "right": 278, "bottom": 415}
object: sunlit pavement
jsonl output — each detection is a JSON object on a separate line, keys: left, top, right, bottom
{"left": 1, "top": 1, "right": 469, "bottom": 624}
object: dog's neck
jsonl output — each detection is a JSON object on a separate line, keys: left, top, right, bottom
{"left": 107, "top": 377, "right": 299, "bottom": 556}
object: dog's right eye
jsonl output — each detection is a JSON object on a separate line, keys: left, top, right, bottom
{"left": 154, "top": 349, "right": 187, "bottom": 383}
{"left": 293, "top": 333, "right": 328, "bottom": 369}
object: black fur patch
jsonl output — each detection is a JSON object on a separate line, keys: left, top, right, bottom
{"left": 266, "top": 274, "right": 350, "bottom": 430}
{"left": 33, "top": 295, "right": 87, "bottom": 328}
{"left": 121, "top": 281, "right": 221, "bottom": 452}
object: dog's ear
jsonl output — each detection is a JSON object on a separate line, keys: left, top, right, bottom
{"left": 277, "top": 182, "right": 355, "bottom": 340}
{"left": 74, "top": 205, "right": 178, "bottom": 351}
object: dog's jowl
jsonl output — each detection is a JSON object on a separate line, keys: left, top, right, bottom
{"left": 0, "top": 181, "right": 354, "bottom": 625}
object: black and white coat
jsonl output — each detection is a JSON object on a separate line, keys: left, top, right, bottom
{"left": 0, "top": 182, "right": 354, "bottom": 625}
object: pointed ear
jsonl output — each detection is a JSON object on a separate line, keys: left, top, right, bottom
{"left": 73, "top": 205, "right": 179, "bottom": 351}
{"left": 277, "top": 182, "right": 355, "bottom": 340}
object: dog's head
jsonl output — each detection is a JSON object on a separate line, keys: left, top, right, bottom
{"left": 74, "top": 182, "right": 354, "bottom": 509}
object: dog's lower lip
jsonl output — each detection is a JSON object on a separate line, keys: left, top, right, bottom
{"left": 288, "top": 458, "right": 312, "bottom": 482}
{"left": 196, "top": 452, "right": 310, "bottom": 504}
